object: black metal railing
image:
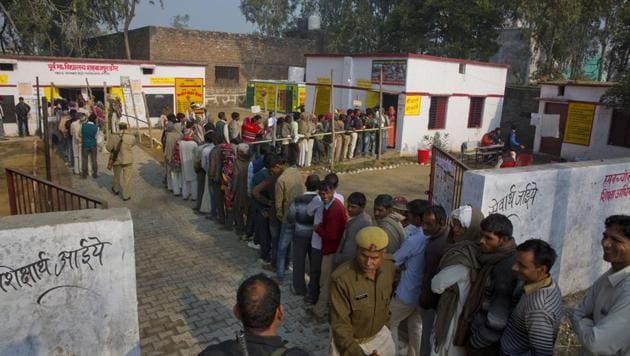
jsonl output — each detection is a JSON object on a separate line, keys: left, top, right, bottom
{"left": 6, "top": 168, "right": 107, "bottom": 215}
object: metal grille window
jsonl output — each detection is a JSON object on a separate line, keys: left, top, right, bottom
{"left": 215, "top": 66, "right": 239, "bottom": 86}
{"left": 609, "top": 109, "right": 630, "bottom": 148}
{"left": 467, "top": 97, "right": 485, "bottom": 128}
{"left": 428, "top": 96, "right": 448, "bottom": 129}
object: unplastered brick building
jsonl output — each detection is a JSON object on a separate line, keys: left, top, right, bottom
{"left": 91, "top": 26, "right": 320, "bottom": 105}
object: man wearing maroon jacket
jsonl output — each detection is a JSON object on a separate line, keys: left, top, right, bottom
{"left": 310, "top": 180, "right": 348, "bottom": 320}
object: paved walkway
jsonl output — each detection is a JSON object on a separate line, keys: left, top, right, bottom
{"left": 71, "top": 146, "right": 330, "bottom": 355}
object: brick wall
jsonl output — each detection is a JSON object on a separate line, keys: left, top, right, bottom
{"left": 147, "top": 27, "right": 316, "bottom": 94}
{"left": 90, "top": 26, "right": 318, "bottom": 95}
{"left": 499, "top": 85, "right": 540, "bottom": 148}
{"left": 89, "top": 27, "right": 152, "bottom": 61}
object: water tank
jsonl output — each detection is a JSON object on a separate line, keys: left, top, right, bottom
{"left": 308, "top": 15, "right": 321, "bottom": 30}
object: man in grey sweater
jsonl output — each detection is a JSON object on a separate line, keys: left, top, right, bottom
{"left": 501, "top": 239, "right": 562, "bottom": 356}
{"left": 334, "top": 192, "right": 372, "bottom": 267}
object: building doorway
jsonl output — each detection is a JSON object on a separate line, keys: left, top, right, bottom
{"left": 540, "top": 102, "right": 567, "bottom": 156}
{"left": 382, "top": 93, "right": 398, "bottom": 148}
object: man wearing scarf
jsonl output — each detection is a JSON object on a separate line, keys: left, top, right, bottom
{"left": 457, "top": 213, "right": 520, "bottom": 356}
{"left": 431, "top": 205, "right": 484, "bottom": 356}
{"left": 179, "top": 128, "right": 199, "bottom": 201}
{"left": 231, "top": 143, "right": 252, "bottom": 238}
{"left": 418, "top": 205, "right": 450, "bottom": 356}
{"left": 164, "top": 121, "right": 183, "bottom": 194}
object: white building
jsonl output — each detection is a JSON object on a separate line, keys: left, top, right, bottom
{"left": 0, "top": 55, "right": 206, "bottom": 136}
{"left": 304, "top": 53, "right": 509, "bottom": 154}
{"left": 533, "top": 81, "right": 630, "bottom": 160}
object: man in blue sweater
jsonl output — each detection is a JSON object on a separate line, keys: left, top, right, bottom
{"left": 81, "top": 114, "right": 99, "bottom": 178}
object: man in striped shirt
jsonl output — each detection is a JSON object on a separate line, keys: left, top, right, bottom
{"left": 500, "top": 239, "right": 563, "bottom": 356}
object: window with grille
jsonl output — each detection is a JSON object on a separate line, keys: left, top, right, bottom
{"left": 467, "top": 97, "right": 485, "bottom": 128}
{"left": 428, "top": 96, "right": 448, "bottom": 129}
{"left": 608, "top": 109, "right": 630, "bottom": 148}
{"left": 215, "top": 66, "right": 239, "bottom": 86}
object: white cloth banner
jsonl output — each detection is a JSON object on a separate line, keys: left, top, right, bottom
{"left": 541, "top": 114, "right": 560, "bottom": 138}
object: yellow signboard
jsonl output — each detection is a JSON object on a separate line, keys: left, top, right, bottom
{"left": 316, "top": 77, "right": 331, "bottom": 85}
{"left": 355, "top": 79, "right": 372, "bottom": 89}
{"left": 563, "top": 102, "right": 595, "bottom": 146}
{"left": 365, "top": 91, "right": 379, "bottom": 109}
{"left": 150, "top": 77, "right": 175, "bottom": 85}
{"left": 175, "top": 78, "right": 204, "bottom": 114}
{"left": 404, "top": 95, "right": 421, "bottom": 116}
{"left": 254, "top": 82, "right": 287, "bottom": 112}
{"left": 314, "top": 86, "right": 331, "bottom": 115}
{"left": 298, "top": 86, "right": 306, "bottom": 107}
{"left": 109, "top": 87, "right": 124, "bottom": 103}
{"left": 44, "top": 87, "right": 60, "bottom": 100}
{"left": 0, "top": 74, "right": 8, "bottom": 84}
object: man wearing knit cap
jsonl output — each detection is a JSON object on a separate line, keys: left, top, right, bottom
{"left": 329, "top": 226, "right": 396, "bottom": 356}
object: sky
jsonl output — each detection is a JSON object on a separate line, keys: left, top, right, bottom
{"left": 132, "top": 0, "right": 256, "bottom": 34}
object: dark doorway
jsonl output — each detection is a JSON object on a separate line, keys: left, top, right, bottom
{"left": 0, "top": 95, "right": 16, "bottom": 123}
{"left": 382, "top": 94, "right": 398, "bottom": 148}
{"left": 540, "top": 102, "right": 567, "bottom": 156}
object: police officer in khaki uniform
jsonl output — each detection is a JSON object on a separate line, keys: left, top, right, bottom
{"left": 106, "top": 122, "right": 137, "bottom": 201}
{"left": 329, "top": 226, "right": 396, "bottom": 356}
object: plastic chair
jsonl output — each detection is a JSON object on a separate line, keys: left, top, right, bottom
{"left": 517, "top": 153, "right": 533, "bottom": 166}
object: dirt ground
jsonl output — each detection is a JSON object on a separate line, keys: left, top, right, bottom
{"left": 0, "top": 137, "right": 72, "bottom": 216}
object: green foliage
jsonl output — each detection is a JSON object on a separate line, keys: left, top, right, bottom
{"left": 239, "top": 0, "right": 300, "bottom": 37}
{"left": 171, "top": 14, "right": 190, "bottom": 29}
{"left": 602, "top": 73, "right": 630, "bottom": 112}
{"left": 0, "top": 0, "right": 162, "bottom": 58}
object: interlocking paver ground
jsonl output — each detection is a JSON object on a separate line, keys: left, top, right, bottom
{"left": 70, "top": 146, "right": 331, "bottom": 355}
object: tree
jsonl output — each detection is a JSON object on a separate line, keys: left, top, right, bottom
{"left": 602, "top": 73, "right": 630, "bottom": 112}
{"left": 0, "top": 0, "right": 110, "bottom": 56}
{"left": 171, "top": 14, "right": 190, "bottom": 29}
{"left": 239, "top": 0, "right": 300, "bottom": 37}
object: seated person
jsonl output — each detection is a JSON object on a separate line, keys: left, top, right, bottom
{"left": 481, "top": 128, "right": 502, "bottom": 146}
{"left": 497, "top": 150, "right": 517, "bottom": 168}
{"left": 490, "top": 127, "right": 503, "bottom": 145}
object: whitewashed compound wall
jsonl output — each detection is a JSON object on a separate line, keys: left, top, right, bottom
{"left": 0, "top": 208, "right": 139, "bottom": 356}
{"left": 461, "top": 158, "right": 630, "bottom": 295}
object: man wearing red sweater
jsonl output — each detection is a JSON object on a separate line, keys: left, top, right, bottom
{"left": 311, "top": 180, "right": 348, "bottom": 320}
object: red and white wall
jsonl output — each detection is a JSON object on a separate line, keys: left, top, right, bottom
{"left": 0, "top": 55, "right": 205, "bottom": 136}
{"left": 304, "top": 53, "right": 508, "bottom": 154}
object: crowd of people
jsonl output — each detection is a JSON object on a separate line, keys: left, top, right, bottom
{"left": 156, "top": 105, "right": 630, "bottom": 356}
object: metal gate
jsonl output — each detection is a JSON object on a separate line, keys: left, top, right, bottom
{"left": 428, "top": 146, "right": 469, "bottom": 213}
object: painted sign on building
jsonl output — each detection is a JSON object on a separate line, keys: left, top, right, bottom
{"left": 563, "top": 103, "right": 596, "bottom": 146}
{"left": 371, "top": 60, "right": 407, "bottom": 85}
{"left": 404, "top": 95, "right": 421, "bottom": 116}
{"left": 175, "top": 78, "right": 204, "bottom": 114}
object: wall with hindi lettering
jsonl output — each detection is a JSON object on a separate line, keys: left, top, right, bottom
{"left": 460, "top": 157, "right": 630, "bottom": 295}
{"left": 0, "top": 208, "right": 139, "bottom": 355}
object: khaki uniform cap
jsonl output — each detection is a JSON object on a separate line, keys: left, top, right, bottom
{"left": 355, "top": 226, "right": 389, "bottom": 251}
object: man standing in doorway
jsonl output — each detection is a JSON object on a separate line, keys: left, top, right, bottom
{"left": 15, "top": 96, "right": 30, "bottom": 137}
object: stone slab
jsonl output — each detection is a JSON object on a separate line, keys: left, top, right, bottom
{"left": 0, "top": 208, "right": 139, "bottom": 356}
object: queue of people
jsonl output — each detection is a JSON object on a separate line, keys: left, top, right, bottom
{"left": 194, "top": 147, "right": 630, "bottom": 356}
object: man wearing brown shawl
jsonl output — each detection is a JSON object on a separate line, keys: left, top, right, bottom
{"left": 456, "top": 213, "right": 520, "bottom": 356}
{"left": 430, "top": 205, "right": 484, "bottom": 356}
{"left": 231, "top": 143, "right": 251, "bottom": 238}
